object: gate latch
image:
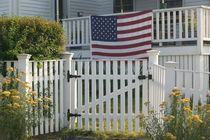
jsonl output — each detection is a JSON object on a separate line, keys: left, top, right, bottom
{"left": 67, "top": 109, "right": 81, "bottom": 121}
{"left": 67, "top": 70, "right": 81, "bottom": 82}
{"left": 138, "top": 74, "right": 152, "bottom": 80}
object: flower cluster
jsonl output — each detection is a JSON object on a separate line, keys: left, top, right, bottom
{"left": 138, "top": 88, "right": 210, "bottom": 140}
{"left": 0, "top": 67, "right": 52, "bottom": 139}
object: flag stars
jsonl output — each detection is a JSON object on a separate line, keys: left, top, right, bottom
{"left": 91, "top": 16, "right": 117, "bottom": 41}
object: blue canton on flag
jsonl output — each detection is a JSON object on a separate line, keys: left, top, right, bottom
{"left": 91, "top": 16, "right": 117, "bottom": 41}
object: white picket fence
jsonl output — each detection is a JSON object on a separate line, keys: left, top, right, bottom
{"left": 0, "top": 51, "right": 209, "bottom": 135}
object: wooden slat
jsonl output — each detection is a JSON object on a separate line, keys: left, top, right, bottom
{"left": 106, "top": 61, "right": 111, "bottom": 131}
{"left": 73, "top": 20, "right": 76, "bottom": 45}
{"left": 84, "top": 61, "right": 89, "bottom": 130}
{"left": 179, "top": 10, "right": 182, "bottom": 39}
{"left": 81, "top": 20, "right": 85, "bottom": 44}
{"left": 54, "top": 61, "right": 59, "bottom": 131}
{"left": 91, "top": 61, "right": 96, "bottom": 131}
{"left": 98, "top": 61, "right": 103, "bottom": 131}
{"left": 162, "top": 12, "right": 165, "bottom": 40}
{"left": 49, "top": 61, "right": 54, "bottom": 132}
{"left": 43, "top": 62, "right": 49, "bottom": 133}
{"left": 77, "top": 20, "right": 80, "bottom": 44}
{"left": 156, "top": 12, "right": 160, "bottom": 40}
{"left": 191, "top": 9, "right": 194, "bottom": 38}
{"left": 59, "top": 60, "right": 64, "bottom": 129}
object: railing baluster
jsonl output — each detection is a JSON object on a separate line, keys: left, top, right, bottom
{"left": 185, "top": 10, "right": 188, "bottom": 38}
{"left": 173, "top": 11, "right": 176, "bottom": 39}
{"left": 191, "top": 9, "right": 194, "bottom": 38}
{"left": 162, "top": 12, "right": 165, "bottom": 40}
{"left": 77, "top": 20, "right": 81, "bottom": 44}
{"left": 156, "top": 12, "right": 160, "bottom": 41}
{"left": 81, "top": 20, "right": 85, "bottom": 45}
{"left": 179, "top": 10, "right": 182, "bottom": 39}
{"left": 167, "top": 11, "right": 170, "bottom": 39}
{"left": 72, "top": 20, "right": 76, "bottom": 45}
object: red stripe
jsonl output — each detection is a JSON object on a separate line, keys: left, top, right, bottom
{"left": 117, "top": 33, "right": 151, "bottom": 41}
{"left": 117, "top": 16, "right": 152, "bottom": 27}
{"left": 92, "top": 49, "right": 151, "bottom": 57}
{"left": 117, "top": 10, "right": 152, "bottom": 19}
{"left": 136, "top": 57, "right": 149, "bottom": 60}
{"left": 92, "top": 40, "right": 152, "bottom": 49}
{"left": 118, "top": 25, "right": 151, "bottom": 34}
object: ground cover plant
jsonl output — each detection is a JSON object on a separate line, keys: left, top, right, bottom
{"left": 138, "top": 89, "right": 210, "bottom": 140}
{"left": 0, "top": 68, "right": 52, "bottom": 140}
{"left": 0, "top": 16, "right": 64, "bottom": 61}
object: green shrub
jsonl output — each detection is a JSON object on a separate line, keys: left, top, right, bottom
{"left": 0, "top": 16, "right": 64, "bottom": 60}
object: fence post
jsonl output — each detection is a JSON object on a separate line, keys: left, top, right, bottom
{"left": 61, "top": 52, "right": 74, "bottom": 128}
{"left": 147, "top": 50, "right": 160, "bottom": 65}
{"left": 17, "top": 54, "right": 31, "bottom": 83}
{"left": 164, "top": 61, "right": 177, "bottom": 101}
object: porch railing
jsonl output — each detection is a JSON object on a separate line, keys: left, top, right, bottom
{"left": 62, "top": 6, "right": 210, "bottom": 48}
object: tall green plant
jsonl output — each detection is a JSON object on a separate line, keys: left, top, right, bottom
{"left": 0, "top": 68, "right": 52, "bottom": 140}
{"left": 138, "top": 89, "right": 210, "bottom": 140}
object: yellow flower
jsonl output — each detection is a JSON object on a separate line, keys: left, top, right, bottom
{"left": 19, "top": 101, "right": 25, "bottom": 105}
{"left": 137, "top": 113, "right": 145, "bottom": 119}
{"left": 207, "top": 110, "right": 210, "bottom": 113}
{"left": 21, "top": 71, "right": 26, "bottom": 74}
{"left": 7, "top": 67, "right": 14, "bottom": 71}
{"left": 192, "top": 115, "right": 203, "bottom": 123}
{"left": 30, "top": 91, "right": 38, "bottom": 96}
{"left": 43, "top": 97, "right": 51, "bottom": 101}
{"left": 43, "top": 105, "right": 49, "bottom": 109}
{"left": 181, "top": 98, "right": 190, "bottom": 104}
{"left": 201, "top": 137, "right": 205, "bottom": 140}
{"left": 0, "top": 89, "right": 2, "bottom": 92}
{"left": 169, "top": 115, "right": 175, "bottom": 120}
{"left": 150, "top": 110, "right": 155, "bottom": 113}
{"left": 169, "top": 92, "right": 175, "bottom": 96}
{"left": 184, "top": 107, "right": 192, "bottom": 113}
{"left": 2, "top": 91, "right": 10, "bottom": 96}
{"left": 7, "top": 104, "right": 12, "bottom": 107}
{"left": 166, "top": 132, "right": 173, "bottom": 137}
{"left": 162, "top": 101, "right": 169, "bottom": 104}
{"left": 15, "top": 78, "right": 21, "bottom": 82}
{"left": 25, "top": 97, "right": 30, "bottom": 100}
{"left": 37, "top": 98, "right": 42, "bottom": 102}
{"left": 144, "top": 101, "right": 150, "bottom": 106}
{"left": 171, "top": 136, "right": 176, "bottom": 140}
{"left": 162, "top": 116, "right": 168, "bottom": 120}
{"left": 12, "top": 96, "right": 20, "bottom": 99}
{"left": 0, "top": 82, "right": 2, "bottom": 85}
{"left": 172, "top": 88, "right": 180, "bottom": 92}
{"left": 14, "top": 103, "right": 20, "bottom": 107}
{"left": 18, "top": 73, "right": 22, "bottom": 77}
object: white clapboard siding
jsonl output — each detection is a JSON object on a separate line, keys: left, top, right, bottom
{"left": 70, "top": 59, "right": 147, "bottom": 132}
{"left": 0, "top": 0, "right": 9, "bottom": 16}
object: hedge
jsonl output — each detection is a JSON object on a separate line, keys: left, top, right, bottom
{"left": 0, "top": 16, "right": 64, "bottom": 60}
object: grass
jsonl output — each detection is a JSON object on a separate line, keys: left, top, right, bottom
{"left": 60, "top": 129, "right": 147, "bottom": 139}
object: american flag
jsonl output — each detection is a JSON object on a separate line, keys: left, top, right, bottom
{"left": 90, "top": 10, "right": 152, "bottom": 59}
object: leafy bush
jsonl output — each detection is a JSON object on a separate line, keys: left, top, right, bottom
{"left": 0, "top": 16, "right": 64, "bottom": 60}
{"left": 138, "top": 89, "right": 210, "bottom": 140}
{"left": 0, "top": 68, "right": 52, "bottom": 140}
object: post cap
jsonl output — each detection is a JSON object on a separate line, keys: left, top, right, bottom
{"left": 17, "top": 54, "right": 32, "bottom": 60}
{"left": 165, "top": 61, "right": 177, "bottom": 68}
{"left": 147, "top": 50, "right": 160, "bottom": 56}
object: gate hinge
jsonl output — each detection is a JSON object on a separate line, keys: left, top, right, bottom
{"left": 67, "top": 70, "right": 81, "bottom": 82}
{"left": 138, "top": 74, "right": 152, "bottom": 80}
{"left": 67, "top": 109, "right": 81, "bottom": 121}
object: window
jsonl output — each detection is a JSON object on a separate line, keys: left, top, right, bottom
{"left": 161, "top": 0, "right": 182, "bottom": 8}
{"left": 114, "top": 0, "right": 134, "bottom": 13}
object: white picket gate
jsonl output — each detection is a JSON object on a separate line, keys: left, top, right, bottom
{"left": 69, "top": 59, "right": 148, "bottom": 132}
